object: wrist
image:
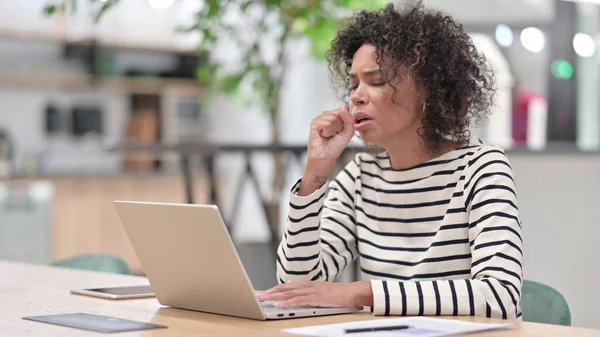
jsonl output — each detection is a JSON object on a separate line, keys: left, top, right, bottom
{"left": 298, "top": 161, "right": 335, "bottom": 197}
{"left": 305, "top": 158, "right": 335, "bottom": 174}
{"left": 352, "top": 281, "right": 374, "bottom": 307}
{"left": 298, "top": 174, "right": 329, "bottom": 197}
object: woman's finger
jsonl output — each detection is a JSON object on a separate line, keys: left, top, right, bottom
{"left": 275, "top": 294, "right": 320, "bottom": 309}
{"left": 257, "top": 287, "right": 297, "bottom": 300}
{"left": 261, "top": 283, "right": 295, "bottom": 294}
{"left": 314, "top": 119, "right": 333, "bottom": 136}
{"left": 326, "top": 116, "right": 343, "bottom": 135}
{"left": 258, "top": 288, "right": 308, "bottom": 302}
{"left": 258, "top": 282, "right": 312, "bottom": 300}
{"left": 258, "top": 283, "right": 314, "bottom": 301}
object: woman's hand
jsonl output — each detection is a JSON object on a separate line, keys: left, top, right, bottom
{"left": 308, "top": 105, "right": 355, "bottom": 163}
{"left": 257, "top": 281, "right": 373, "bottom": 309}
{"left": 298, "top": 105, "right": 355, "bottom": 196}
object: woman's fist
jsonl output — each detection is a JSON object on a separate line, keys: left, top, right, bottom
{"left": 308, "top": 105, "right": 355, "bottom": 162}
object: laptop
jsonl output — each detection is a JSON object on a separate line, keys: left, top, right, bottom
{"left": 113, "top": 201, "right": 362, "bottom": 320}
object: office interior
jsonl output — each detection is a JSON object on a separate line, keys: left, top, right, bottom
{"left": 0, "top": 0, "right": 598, "bottom": 331}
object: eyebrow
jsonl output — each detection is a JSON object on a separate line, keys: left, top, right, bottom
{"left": 349, "top": 69, "right": 382, "bottom": 78}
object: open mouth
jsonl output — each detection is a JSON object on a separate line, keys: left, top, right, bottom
{"left": 354, "top": 113, "right": 374, "bottom": 131}
{"left": 354, "top": 112, "right": 373, "bottom": 124}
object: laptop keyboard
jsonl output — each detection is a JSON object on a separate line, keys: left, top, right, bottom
{"left": 261, "top": 301, "right": 314, "bottom": 311}
{"left": 261, "top": 302, "right": 277, "bottom": 309}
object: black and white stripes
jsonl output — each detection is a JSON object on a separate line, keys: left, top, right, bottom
{"left": 276, "top": 143, "right": 523, "bottom": 320}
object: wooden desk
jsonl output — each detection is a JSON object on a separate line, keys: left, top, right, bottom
{"left": 1, "top": 260, "right": 599, "bottom": 336}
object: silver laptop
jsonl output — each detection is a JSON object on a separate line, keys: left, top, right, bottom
{"left": 113, "top": 201, "right": 362, "bottom": 320}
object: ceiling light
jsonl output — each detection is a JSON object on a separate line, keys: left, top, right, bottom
{"left": 495, "top": 24, "right": 514, "bottom": 48}
{"left": 520, "top": 27, "right": 545, "bottom": 53}
{"left": 573, "top": 33, "right": 596, "bottom": 57}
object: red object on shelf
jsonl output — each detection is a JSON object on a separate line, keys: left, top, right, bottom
{"left": 512, "top": 87, "right": 547, "bottom": 146}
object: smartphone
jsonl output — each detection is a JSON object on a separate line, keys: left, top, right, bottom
{"left": 70, "top": 285, "right": 155, "bottom": 300}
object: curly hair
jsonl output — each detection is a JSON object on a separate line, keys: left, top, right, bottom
{"left": 327, "top": 1, "right": 496, "bottom": 151}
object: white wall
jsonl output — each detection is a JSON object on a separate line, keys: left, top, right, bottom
{"left": 576, "top": 3, "right": 600, "bottom": 150}
{"left": 423, "top": 0, "right": 554, "bottom": 25}
{"left": 507, "top": 153, "right": 600, "bottom": 329}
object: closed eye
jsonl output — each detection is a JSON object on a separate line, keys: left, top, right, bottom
{"left": 349, "top": 81, "right": 384, "bottom": 93}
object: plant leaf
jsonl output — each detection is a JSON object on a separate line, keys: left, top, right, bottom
{"left": 220, "top": 72, "right": 246, "bottom": 95}
{"left": 94, "top": 0, "right": 117, "bottom": 23}
{"left": 364, "top": 0, "right": 387, "bottom": 11}
{"left": 240, "top": 0, "right": 252, "bottom": 12}
{"left": 292, "top": 17, "right": 308, "bottom": 33}
{"left": 43, "top": 5, "right": 57, "bottom": 15}
{"left": 303, "top": 18, "right": 339, "bottom": 58}
{"left": 333, "top": 0, "right": 363, "bottom": 8}
{"left": 196, "top": 63, "right": 219, "bottom": 85}
{"left": 206, "top": 0, "right": 221, "bottom": 18}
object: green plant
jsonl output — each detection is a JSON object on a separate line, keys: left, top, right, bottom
{"left": 42, "top": 0, "right": 386, "bottom": 201}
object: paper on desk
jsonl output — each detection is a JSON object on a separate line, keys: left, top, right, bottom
{"left": 281, "top": 317, "right": 512, "bottom": 337}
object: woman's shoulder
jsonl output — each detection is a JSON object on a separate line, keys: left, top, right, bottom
{"left": 463, "top": 141, "right": 511, "bottom": 166}
{"left": 460, "top": 141, "right": 514, "bottom": 181}
{"left": 349, "top": 148, "right": 390, "bottom": 171}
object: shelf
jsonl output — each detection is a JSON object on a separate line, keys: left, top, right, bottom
{"left": 0, "top": 29, "right": 197, "bottom": 56}
{"left": 0, "top": 74, "right": 205, "bottom": 95}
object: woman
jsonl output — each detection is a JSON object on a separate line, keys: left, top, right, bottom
{"left": 258, "top": 2, "right": 522, "bottom": 319}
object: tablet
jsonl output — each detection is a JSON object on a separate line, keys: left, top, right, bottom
{"left": 23, "top": 313, "right": 166, "bottom": 333}
{"left": 70, "top": 285, "right": 155, "bottom": 300}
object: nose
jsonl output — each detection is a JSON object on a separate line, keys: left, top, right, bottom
{"left": 350, "top": 85, "right": 368, "bottom": 107}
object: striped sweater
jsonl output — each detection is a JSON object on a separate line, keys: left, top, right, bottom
{"left": 276, "top": 142, "right": 523, "bottom": 319}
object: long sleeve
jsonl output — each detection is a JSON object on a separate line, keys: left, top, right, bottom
{"left": 276, "top": 159, "right": 360, "bottom": 283}
{"left": 370, "top": 148, "right": 523, "bottom": 319}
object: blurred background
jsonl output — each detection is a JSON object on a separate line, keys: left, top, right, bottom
{"left": 0, "top": 0, "right": 598, "bottom": 329}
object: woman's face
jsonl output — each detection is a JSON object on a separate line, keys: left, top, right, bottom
{"left": 349, "top": 43, "right": 424, "bottom": 147}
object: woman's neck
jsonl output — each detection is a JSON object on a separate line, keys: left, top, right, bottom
{"left": 384, "top": 137, "right": 460, "bottom": 170}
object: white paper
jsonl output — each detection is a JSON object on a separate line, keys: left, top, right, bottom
{"left": 281, "top": 317, "right": 512, "bottom": 337}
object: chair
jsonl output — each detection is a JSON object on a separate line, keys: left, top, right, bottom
{"left": 51, "top": 254, "right": 129, "bottom": 275}
{"left": 522, "top": 280, "right": 571, "bottom": 326}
